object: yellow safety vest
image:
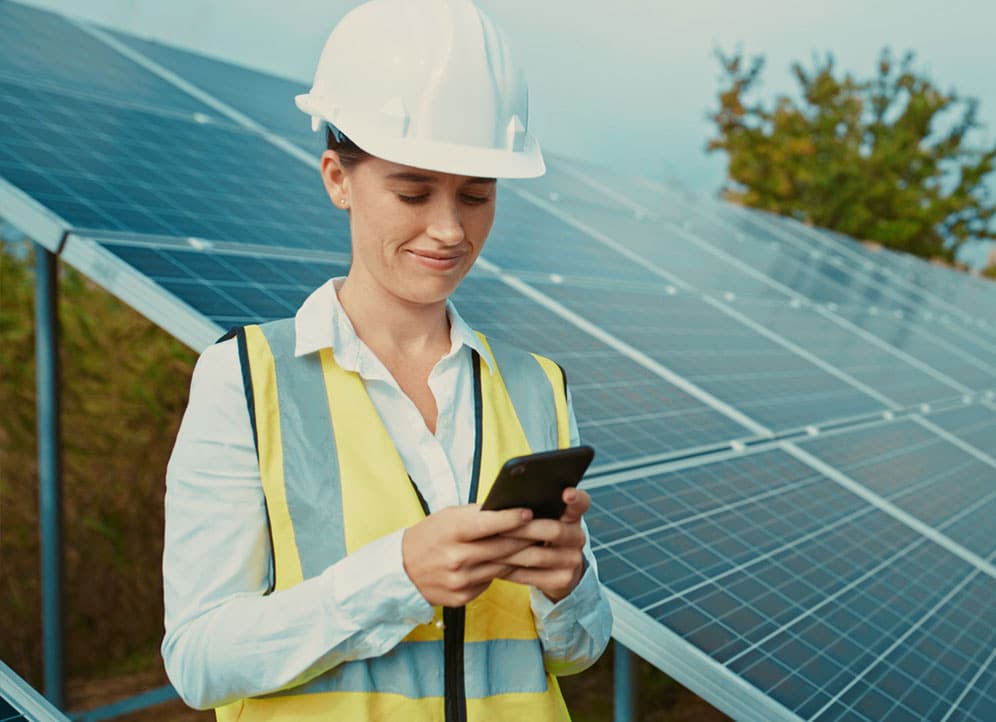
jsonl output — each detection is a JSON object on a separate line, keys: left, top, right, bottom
{"left": 215, "top": 318, "right": 573, "bottom": 722}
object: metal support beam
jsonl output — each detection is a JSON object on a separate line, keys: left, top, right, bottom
{"left": 35, "top": 242, "right": 64, "bottom": 709}
{"left": 614, "top": 640, "right": 636, "bottom": 722}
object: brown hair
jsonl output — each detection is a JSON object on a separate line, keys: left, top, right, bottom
{"left": 325, "top": 125, "right": 370, "bottom": 169}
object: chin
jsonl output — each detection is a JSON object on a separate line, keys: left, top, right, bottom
{"left": 391, "top": 275, "right": 463, "bottom": 306}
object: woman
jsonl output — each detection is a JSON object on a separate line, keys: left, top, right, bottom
{"left": 162, "top": 1, "right": 612, "bottom": 720}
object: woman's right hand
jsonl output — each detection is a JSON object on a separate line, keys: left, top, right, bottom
{"left": 402, "top": 505, "right": 535, "bottom": 607}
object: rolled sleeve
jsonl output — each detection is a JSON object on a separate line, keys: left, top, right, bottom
{"left": 528, "top": 385, "right": 613, "bottom": 676}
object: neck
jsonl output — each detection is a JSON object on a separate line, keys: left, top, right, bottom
{"left": 336, "top": 269, "right": 451, "bottom": 360}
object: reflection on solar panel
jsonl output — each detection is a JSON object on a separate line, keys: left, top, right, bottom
{"left": 2, "top": 2, "right": 994, "bottom": 720}
{"left": 0, "top": 661, "right": 71, "bottom": 722}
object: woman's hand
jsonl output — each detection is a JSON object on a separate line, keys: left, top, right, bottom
{"left": 497, "top": 488, "right": 591, "bottom": 603}
{"left": 402, "top": 505, "right": 536, "bottom": 607}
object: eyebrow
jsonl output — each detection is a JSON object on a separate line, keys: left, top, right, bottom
{"left": 385, "top": 172, "right": 496, "bottom": 185}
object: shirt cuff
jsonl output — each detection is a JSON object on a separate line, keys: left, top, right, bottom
{"left": 321, "top": 528, "right": 434, "bottom": 630}
{"left": 529, "top": 556, "right": 600, "bottom": 628}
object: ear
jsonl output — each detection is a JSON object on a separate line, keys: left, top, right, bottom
{"left": 320, "top": 149, "right": 351, "bottom": 210}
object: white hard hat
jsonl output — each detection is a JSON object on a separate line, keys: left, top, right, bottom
{"left": 295, "top": 0, "right": 545, "bottom": 179}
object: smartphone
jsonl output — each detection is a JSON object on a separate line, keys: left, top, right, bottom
{"left": 480, "top": 445, "right": 595, "bottom": 519}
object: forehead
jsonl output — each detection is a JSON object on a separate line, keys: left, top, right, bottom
{"left": 363, "top": 157, "right": 495, "bottom": 186}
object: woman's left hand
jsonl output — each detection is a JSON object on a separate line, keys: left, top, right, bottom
{"left": 496, "top": 488, "right": 590, "bottom": 602}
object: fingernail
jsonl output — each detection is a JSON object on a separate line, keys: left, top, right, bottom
{"left": 521, "top": 509, "right": 533, "bottom": 521}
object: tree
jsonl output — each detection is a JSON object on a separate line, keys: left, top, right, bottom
{"left": 707, "top": 49, "right": 996, "bottom": 262}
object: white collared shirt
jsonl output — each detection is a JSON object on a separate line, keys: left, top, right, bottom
{"left": 161, "top": 278, "right": 612, "bottom": 710}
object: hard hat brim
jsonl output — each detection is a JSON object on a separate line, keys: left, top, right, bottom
{"left": 296, "top": 94, "right": 546, "bottom": 179}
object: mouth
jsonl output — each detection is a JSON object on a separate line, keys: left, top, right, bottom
{"left": 405, "top": 248, "right": 466, "bottom": 271}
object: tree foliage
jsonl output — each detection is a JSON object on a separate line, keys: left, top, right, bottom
{"left": 707, "top": 48, "right": 996, "bottom": 261}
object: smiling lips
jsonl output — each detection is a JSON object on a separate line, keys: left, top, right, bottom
{"left": 406, "top": 248, "right": 465, "bottom": 271}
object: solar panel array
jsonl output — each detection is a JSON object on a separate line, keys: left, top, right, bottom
{"left": 2, "top": 2, "right": 994, "bottom": 720}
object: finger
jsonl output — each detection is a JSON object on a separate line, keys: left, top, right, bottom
{"left": 500, "top": 520, "right": 586, "bottom": 549}
{"left": 457, "top": 536, "right": 536, "bottom": 567}
{"left": 458, "top": 560, "right": 517, "bottom": 587}
{"left": 499, "top": 544, "right": 575, "bottom": 570}
{"left": 559, "top": 488, "right": 591, "bottom": 524}
{"left": 499, "top": 566, "right": 572, "bottom": 590}
{"left": 454, "top": 506, "right": 533, "bottom": 542}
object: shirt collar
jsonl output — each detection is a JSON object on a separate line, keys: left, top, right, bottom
{"left": 293, "top": 277, "right": 495, "bottom": 374}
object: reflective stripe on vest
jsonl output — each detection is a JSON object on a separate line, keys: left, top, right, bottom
{"left": 216, "top": 320, "right": 572, "bottom": 722}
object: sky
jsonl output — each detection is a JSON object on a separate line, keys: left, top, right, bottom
{"left": 21, "top": 0, "right": 996, "bottom": 262}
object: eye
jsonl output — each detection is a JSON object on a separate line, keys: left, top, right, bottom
{"left": 461, "top": 194, "right": 492, "bottom": 205}
{"left": 398, "top": 193, "right": 430, "bottom": 204}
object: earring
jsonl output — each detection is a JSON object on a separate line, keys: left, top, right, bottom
{"left": 340, "top": 199, "right": 348, "bottom": 206}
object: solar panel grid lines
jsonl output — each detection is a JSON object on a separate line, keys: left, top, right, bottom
{"left": 60, "top": 234, "right": 223, "bottom": 350}
{"left": 828, "top": 306, "right": 996, "bottom": 390}
{"left": 484, "top": 189, "right": 671, "bottom": 284}
{"left": 473, "top": 257, "right": 773, "bottom": 437}
{"left": 606, "top": 589, "right": 806, "bottom": 722}
{"left": 590, "top": 441, "right": 995, "bottom": 719}
{"left": 657, "top": 217, "right": 979, "bottom": 396}
{"left": 0, "top": 83, "right": 344, "bottom": 252}
{"left": 104, "top": 28, "right": 315, "bottom": 150}
{"left": 736, "top": 546, "right": 990, "bottom": 722}
{"left": 738, "top": 208, "right": 970, "bottom": 316}
{"left": 0, "top": 0, "right": 211, "bottom": 118}
{"left": 539, "top": 159, "right": 987, "bottom": 402}
{"left": 782, "top": 442, "right": 996, "bottom": 579}
{"left": 718, "top": 204, "right": 993, "bottom": 331}
{"left": 784, "top": 220, "right": 996, "bottom": 331}
{"left": 499, "top": 182, "right": 694, "bottom": 289}
{"left": 807, "top": 557, "right": 996, "bottom": 722}
{"left": 938, "top": 646, "right": 996, "bottom": 722}
{"left": 722, "top": 297, "right": 970, "bottom": 405}
{"left": 697, "top": 294, "right": 902, "bottom": 410}
{"left": 913, "top": 415, "right": 996, "bottom": 470}
{"left": 538, "top": 281, "right": 889, "bottom": 431}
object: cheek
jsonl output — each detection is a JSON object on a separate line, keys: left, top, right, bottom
{"left": 467, "top": 205, "right": 497, "bottom": 248}
{"left": 349, "top": 199, "right": 413, "bottom": 260}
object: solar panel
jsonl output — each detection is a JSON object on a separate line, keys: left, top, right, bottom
{"left": 105, "top": 29, "right": 317, "bottom": 151}
{"left": 538, "top": 281, "right": 887, "bottom": 431}
{"left": 0, "top": 661, "right": 71, "bottom": 722}
{"left": 588, "top": 436, "right": 996, "bottom": 722}
{"left": 0, "top": 80, "right": 342, "bottom": 252}
{"left": 3, "top": 3, "right": 994, "bottom": 722}
{"left": 920, "top": 404, "right": 996, "bottom": 454}
{"left": 0, "top": 1, "right": 210, "bottom": 118}
{"left": 724, "top": 297, "right": 964, "bottom": 407}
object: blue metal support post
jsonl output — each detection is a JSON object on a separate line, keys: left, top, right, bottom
{"left": 613, "top": 640, "right": 635, "bottom": 722}
{"left": 35, "top": 241, "right": 64, "bottom": 709}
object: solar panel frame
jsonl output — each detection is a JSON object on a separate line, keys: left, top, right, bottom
{"left": 0, "top": 660, "right": 72, "bottom": 722}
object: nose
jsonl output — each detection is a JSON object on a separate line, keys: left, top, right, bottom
{"left": 426, "top": 197, "right": 465, "bottom": 246}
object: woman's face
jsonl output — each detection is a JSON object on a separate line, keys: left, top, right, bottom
{"left": 322, "top": 152, "right": 497, "bottom": 306}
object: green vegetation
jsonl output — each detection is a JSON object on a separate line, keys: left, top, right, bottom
{"left": 708, "top": 48, "right": 996, "bottom": 263}
{"left": 1, "top": 238, "right": 196, "bottom": 687}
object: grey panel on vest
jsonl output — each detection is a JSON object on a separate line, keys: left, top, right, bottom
{"left": 488, "top": 338, "right": 560, "bottom": 453}
{"left": 259, "top": 318, "right": 346, "bottom": 580}
{"left": 261, "top": 638, "right": 548, "bottom": 699}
